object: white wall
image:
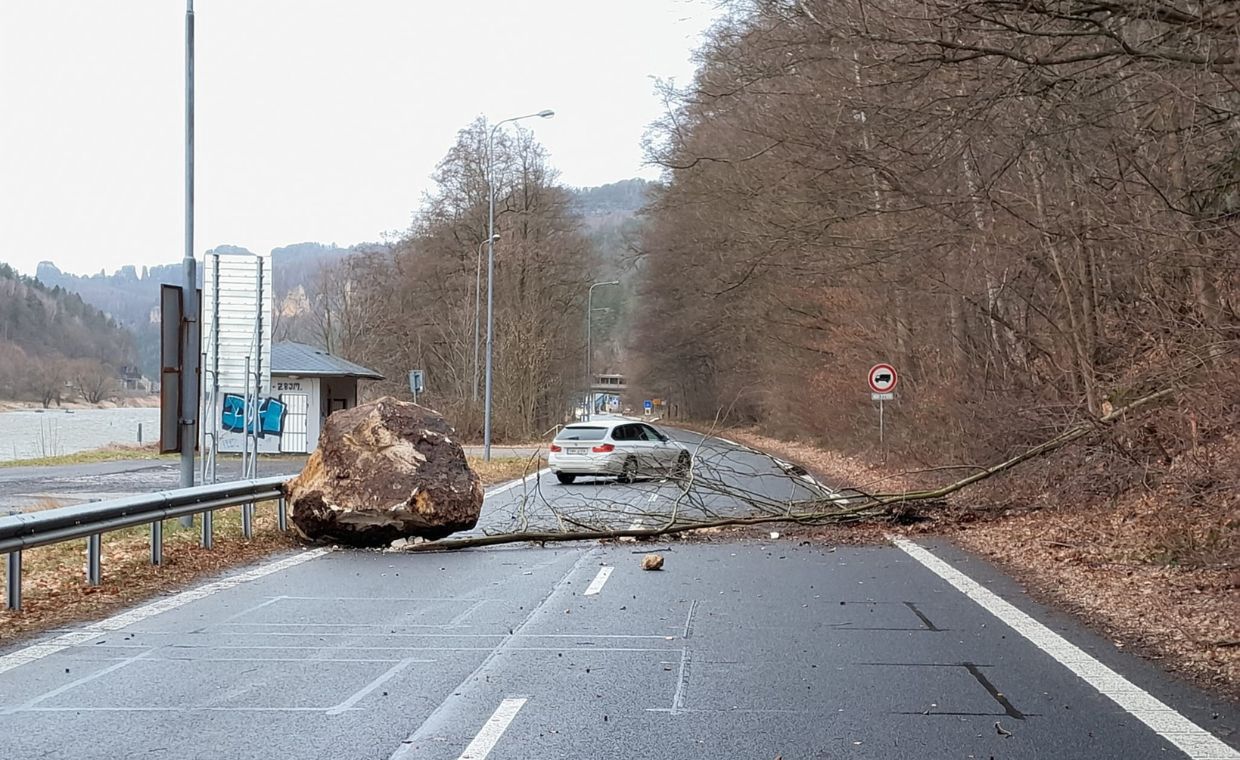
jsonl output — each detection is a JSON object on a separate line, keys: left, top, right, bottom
{"left": 270, "top": 375, "right": 319, "bottom": 454}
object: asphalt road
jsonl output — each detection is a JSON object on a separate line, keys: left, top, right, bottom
{"left": 0, "top": 432, "right": 1236, "bottom": 759}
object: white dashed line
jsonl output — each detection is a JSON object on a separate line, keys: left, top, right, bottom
{"left": 0, "top": 548, "right": 333, "bottom": 676}
{"left": 583, "top": 566, "right": 614, "bottom": 596}
{"left": 458, "top": 697, "right": 528, "bottom": 760}
{"left": 892, "top": 536, "right": 1239, "bottom": 760}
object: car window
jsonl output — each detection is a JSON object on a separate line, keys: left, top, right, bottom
{"left": 611, "top": 424, "right": 633, "bottom": 441}
{"left": 640, "top": 425, "right": 665, "bottom": 442}
{"left": 555, "top": 427, "right": 606, "bottom": 442}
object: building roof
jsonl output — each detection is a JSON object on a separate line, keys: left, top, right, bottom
{"left": 271, "top": 342, "right": 384, "bottom": 380}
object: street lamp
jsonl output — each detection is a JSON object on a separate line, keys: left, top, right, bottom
{"left": 473, "top": 233, "right": 499, "bottom": 402}
{"left": 585, "top": 281, "right": 620, "bottom": 421}
{"left": 483, "top": 108, "right": 554, "bottom": 460}
{"left": 177, "top": 0, "right": 200, "bottom": 538}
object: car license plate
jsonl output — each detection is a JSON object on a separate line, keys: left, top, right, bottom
{"left": 569, "top": 447, "right": 588, "bottom": 455}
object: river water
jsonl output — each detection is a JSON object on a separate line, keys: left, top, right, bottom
{"left": 0, "top": 408, "right": 160, "bottom": 463}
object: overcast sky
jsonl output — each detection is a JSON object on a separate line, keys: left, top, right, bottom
{"left": 0, "top": 1, "right": 719, "bottom": 276}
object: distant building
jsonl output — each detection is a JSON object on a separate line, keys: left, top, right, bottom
{"left": 118, "top": 364, "right": 155, "bottom": 394}
{"left": 267, "top": 342, "right": 383, "bottom": 453}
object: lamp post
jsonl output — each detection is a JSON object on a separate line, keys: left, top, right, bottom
{"left": 176, "top": 0, "right": 200, "bottom": 536}
{"left": 483, "top": 108, "right": 554, "bottom": 460}
{"left": 585, "top": 281, "right": 620, "bottom": 421}
{"left": 473, "top": 234, "right": 499, "bottom": 402}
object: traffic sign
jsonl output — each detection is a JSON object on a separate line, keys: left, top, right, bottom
{"left": 871, "top": 392, "right": 894, "bottom": 401}
{"left": 868, "top": 363, "right": 897, "bottom": 394}
{"left": 408, "top": 370, "right": 424, "bottom": 394}
{"left": 643, "top": 399, "right": 653, "bottom": 412}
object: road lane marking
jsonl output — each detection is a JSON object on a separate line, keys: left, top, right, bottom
{"left": 891, "top": 536, "right": 1239, "bottom": 760}
{"left": 583, "top": 566, "right": 614, "bottom": 596}
{"left": 682, "top": 599, "right": 699, "bottom": 638}
{"left": 2, "top": 648, "right": 156, "bottom": 714}
{"left": 458, "top": 697, "right": 528, "bottom": 760}
{"left": 389, "top": 550, "right": 595, "bottom": 760}
{"left": 197, "top": 594, "right": 288, "bottom": 630}
{"left": 670, "top": 648, "right": 690, "bottom": 715}
{"left": 0, "top": 548, "right": 332, "bottom": 677}
{"left": 485, "top": 469, "right": 551, "bottom": 498}
{"left": 326, "top": 658, "right": 418, "bottom": 715}
{"left": 448, "top": 599, "right": 492, "bottom": 626}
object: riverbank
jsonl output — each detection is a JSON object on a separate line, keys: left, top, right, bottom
{"left": 0, "top": 396, "right": 159, "bottom": 412}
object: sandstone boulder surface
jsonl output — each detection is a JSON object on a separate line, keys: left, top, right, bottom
{"left": 285, "top": 397, "right": 483, "bottom": 547}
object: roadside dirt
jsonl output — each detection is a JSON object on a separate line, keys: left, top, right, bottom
{"left": 710, "top": 426, "right": 1240, "bottom": 703}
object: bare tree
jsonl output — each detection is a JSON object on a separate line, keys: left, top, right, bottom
{"left": 69, "top": 359, "right": 115, "bottom": 404}
{"left": 322, "top": 120, "right": 600, "bottom": 440}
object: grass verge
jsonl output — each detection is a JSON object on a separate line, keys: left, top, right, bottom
{"left": 0, "top": 445, "right": 173, "bottom": 468}
{"left": 0, "top": 456, "right": 541, "bottom": 643}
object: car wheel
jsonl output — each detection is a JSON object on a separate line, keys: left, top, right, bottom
{"left": 618, "top": 458, "right": 638, "bottom": 484}
{"left": 673, "top": 452, "right": 692, "bottom": 478}
{"left": 555, "top": 472, "right": 576, "bottom": 485}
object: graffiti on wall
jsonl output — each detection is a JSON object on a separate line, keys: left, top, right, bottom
{"left": 591, "top": 393, "right": 622, "bottom": 414}
{"left": 221, "top": 393, "right": 286, "bottom": 438}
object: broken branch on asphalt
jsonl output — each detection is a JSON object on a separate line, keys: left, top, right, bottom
{"left": 401, "top": 387, "right": 1177, "bottom": 552}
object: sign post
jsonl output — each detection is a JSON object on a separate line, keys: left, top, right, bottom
{"left": 868, "top": 363, "right": 898, "bottom": 460}
{"left": 408, "top": 370, "right": 424, "bottom": 405}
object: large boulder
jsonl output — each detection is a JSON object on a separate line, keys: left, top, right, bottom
{"left": 285, "top": 397, "right": 483, "bottom": 547}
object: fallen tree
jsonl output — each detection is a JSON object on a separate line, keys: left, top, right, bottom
{"left": 400, "top": 386, "right": 1177, "bottom": 552}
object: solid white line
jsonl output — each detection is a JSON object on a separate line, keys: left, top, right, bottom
{"left": 2, "top": 648, "right": 155, "bottom": 714}
{"left": 670, "top": 648, "right": 689, "bottom": 715}
{"left": 458, "top": 697, "right": 527, "bottom": 760}
{"left": 715, "top": 437, "right": 738, "bottom": 446}
{"left": 0, "top": 548, "right": 332, "bottom": 677}
{"left": 326, "top": 658, "right": 417, "bottom": 715}
{"left": 448, "top": 599, "right": 492, "bottom": 626}
{"left": 583, "top": 566, "right": 614, "bottom": 596}
{"left": 485, "top": 468, "right": 551, "bottom": 499}
{"left": 891, "top": 536, "right": 1239, "bottom": 760}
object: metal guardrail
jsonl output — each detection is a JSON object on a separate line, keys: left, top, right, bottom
{"left": 1, "top": 476, "right": 289, "bottom": 611}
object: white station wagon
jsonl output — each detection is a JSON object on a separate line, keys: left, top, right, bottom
{"left": 548, "top": 419, "right": 692, "bottom": 485}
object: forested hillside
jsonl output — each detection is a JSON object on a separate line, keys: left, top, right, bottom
{"left": 35, "top": 243, "right": 376, "bottom": 377}
{"left": 568, "top": 179, "right": 652, "bottom": 375}
{"left": 631, "top": 2, "right": 1238, "bottom": 688}
{"left": 0, "top": 263, "right": 135, "bottom": 404}
{"left": 634, "top": 1, "right": 1238, "bottom": 459}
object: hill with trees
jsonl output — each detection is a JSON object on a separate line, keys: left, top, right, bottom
{"left": 0, "top": 262, "right": 136, "bottom": 405}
